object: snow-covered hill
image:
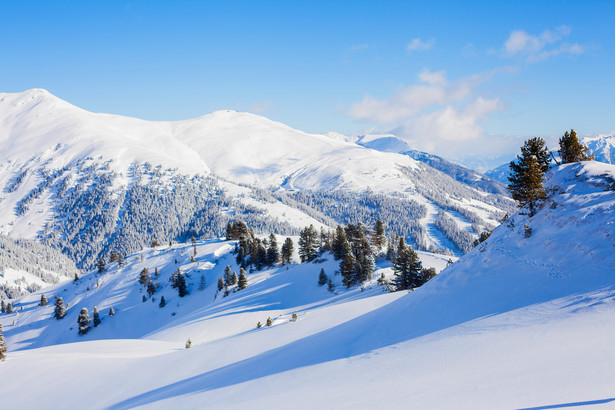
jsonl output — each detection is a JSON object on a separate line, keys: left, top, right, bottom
{"left": 583, "top": 134, "right": 615, "bottom": 164}
{"left": 0, "top": 89, "right": 515, "bottom": 272}
{"left": 0, "top": 161, "right": 613, "bottom": 409}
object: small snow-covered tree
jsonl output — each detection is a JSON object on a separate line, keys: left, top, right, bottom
{"left": 109, "top": 306, "right": 115, "bottom": 316}
{"left": 146, "top": 280, "right": 156, "bottom": 297}
{"left": 93, "top": 307, "right": 101, "bottom": 327}
{"left": 266, "top": 317, "right": 273, "bottom": 327}
{"left": 1, "top": 300, "right": 5, "bottom": 313}
{"left": 231, "top": 271, "right": 238, "bottom": 286}
{"left": 139, "top": 268, "right": 150, "bottom": 286}
{"left": 217, "top": 277, "right": 224, "bottom": 292}
{"left": 238, "top": 268, "right": 248, "bottom": 290}
{"left": 327, "top": 278, "right": 335, "bottom": 293}
{"left": 54, "top": 297, "right": 66, "bottom": 319}
{"left": 97, "top": 258, "right": 106, "bottom": 274}
{"left": 159, "top": 296, "right": 166, "bottom": 308}
{"left": 0, "top": 324, "right": 7, "bottom": 361}
{"left": 6, "top": 303, "right": 13, "bottom": 314}
{"left": 40, "top": 294, "right": 48, "bottom": 306}
{"left": 318, "top": 268, "right": 328, "bottom": 286}
{"left": 177, "top": 274, "right": 187, "bottom": 297}
{"left": 198, "top": 273, "right": 206, "bottom": 291}
{"left": 77, "top": 308, "right": 90, "bottom": 335}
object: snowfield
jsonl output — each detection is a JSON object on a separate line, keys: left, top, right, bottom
{"left": 1, "top": 162, "right": 614, "bottom": 409}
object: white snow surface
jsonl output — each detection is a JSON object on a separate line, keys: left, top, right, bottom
{"left": 583, "top": 133, "right": 615, "bottom": 164}
{"left": 1, "top": 161, "right": 614, "bottom": 409}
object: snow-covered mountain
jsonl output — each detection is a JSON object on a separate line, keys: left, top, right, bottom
{"left": 0, "top": 89, "right": 515, "bottom": 272}
{"left": 1, "top": 161, "right": 613, "bottom": 408}
{"left": 583, "top": 134, "right": 615, "bottom": 164}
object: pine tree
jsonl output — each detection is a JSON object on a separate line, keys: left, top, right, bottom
{"left": 1, "top": 300, "right": 5, "bottom": 313}
{"left": 54, "top": 297, "right": 66, "bottom": 319}
{"left": 6, "top": 303, "right": 13, "bottom": 314}
{"left": 154, "top": 267, "right": 159, "bottom": 277}
{"left": 0, "top": 324, "right": 7, "bottom": 361}
{"left": 217, "top": 277, "right": 224, "bottom": 292}
{"left": 559, "top": 129, "right": 594, "bottom": 163}
{"left": 185, "top": 339, "right": 192, "bottom": 349}
{"left": 117, "top": 254, "right": 125, "bottom": 267}
{"left": 199, "top": 273, "right": 206, "bottom": 291}
{"left": 93, "top": 307, "right": 101, "bottom": 327}
{"left": 139, "top": 268, "right": 150, "bottom": 286}
{"left": 177, "top": 273, "right": 187, "bottom": 297}
{"left": 508, "top": 139, "right": 548, "bottom": 217}
{"left": 97, "top": 258, "right": 106, "bottom": 274}
{"left": 159, "top": 296, "right": 166, "bottom": 308}
{"left": 318, "top": 268, "right": 328, "bottom": 286}
{"left": 331, "top": 225, "right": 347, "bottom": 260}
{"left": 77, "top": 308, "right": 90, "bottom": 335}
{"left": 224, "top": 265, "right": 232, "bottom": 286}
{"left": 372, "top": 220, "right": 386, "bottom": 253}
{"left": 327, "top": 278, "right": 335, "bottom": 293}
{"left": 392, "top": 238, "right": 423, "bottom": 291}
{"left": 231, "top": 271, "right": 238, "bottom": 286}
{"left": 109, "top": 307, "right": 115, "bottom": 316}
{"left": 281, "top": 237, "right": 294, "bottom": 265}
{"left": 40, "top": 294, "right": 48, "bottom": 306}
{"left": 266, "top": 234, "right": 280, "bottom": 267}
{"left": 73, "top": 273, "right": 79, "bottom": 283}
{"left": 146, "top": 280, "right": 156, "bottom": 297}
{"left": 238, "top": 268, "right": 248, "bottom": 290}
{"left": 266, "top": 317, "right": 273, "bottom": 326}
{"left": 298, "top": 225, "right": 319, "bottom": 262}
{"left": 518, "top": 137, "right": 551, "bottom": 172}
{"left": 358, "top": 253, "right": 375, "bottom": 283}
{"left": 340, "top": 240, "right": 356, "bottom": 288}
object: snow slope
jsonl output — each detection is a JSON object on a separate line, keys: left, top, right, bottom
{"left": 0, "top": 161, "right": 613, "bottom": 409}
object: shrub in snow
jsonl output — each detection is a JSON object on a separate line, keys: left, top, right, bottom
{"left": 266, "top": 317, "right": 273, "bottom": 327}
{"left": 185, "top": 339, "right": 192, "bottom": 349}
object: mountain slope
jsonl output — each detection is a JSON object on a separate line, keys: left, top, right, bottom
{"left": 0, "top": 161, "right": 613, "bottom": 409}
{"left": 583, "top": 134, "right": 615, "bottom": 164}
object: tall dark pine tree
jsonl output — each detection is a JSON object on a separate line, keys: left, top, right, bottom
{"left": 518, "top": 137, "right": 551, "bottom": 172}
{"left": 1, "top": 300, "right": 5, "bottom": 313}
{"left": 159, "top": 296, "right": 166, "bottom": 308}
{"left": 340, "top": 241, "right": 356, "bottom": 288}
{"left": 177, "top": 273, "right": 187, "bottom": 297}
{"left": 331, "top": 225, "right": 347, "bottom": 260}
{"left": 281, "top": 238, "right": 294, "bottom": 265}
{"left": 97, "top": 258, "right": 106, "bottom": 274}
{"left": 217, "top": 277, "right": 225, "bottom": 292}
{"left": 266, "top": 234, "right": 280, "bottom": 267}
{"left": 318, "top": 268, "right": 328, "bottom": 286}
{"left": 392, "top": 238, "right": 423, "bottom": 291}
{"left": 146, "top": 280, "right": 156, "bottom": 297}
{"left": 0, "top": 324, "right": 7, "bottom": 361}
{"left": 224, "top": 265, "right": 233, "bottom": 286}
{"left": 298, "top": 225, "right": 319, "bottom": 262}
{"left": 508, "top": 153, "right": 546, "bottom": 217}
{"left": 558, "top": 129, "right": 594, "bottom": 163}
{"left": 77, "top": 308, "right": 90, "bottom": 335}
{"left": 238, "top": 268, "right": 248, "bottom": 290}
{"left": 54, "top": 296, "right": 66, "bottom": 319}
{"left": 6, "top": 303, "right": 13, "bottom": 313}
{"left": 372, "top": 220, "right": 386, "bottom": 253}
{"left": 93, "top": 307, "right": 101, "bottom": 327}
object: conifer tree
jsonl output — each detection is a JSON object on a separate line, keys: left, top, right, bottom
{"left": 358, "top": 253, "right": 375, "bottom": 283}
{"left": 281, "top": 237, "right": 294, "bottom": 265}
{"left": 508, "top": 139, "right": 548, "bottom": 217}
{"left": 117, "top": 254, "right": 125, "bottom": 267}
{"left": 266, "top": 317, "right": 273, "bottom": 326}
{"left": 77, "top": 308, "right": 90, "bottom": 335}
{"left": 54, "top": 296, "right": 66, "bottom": 319}
{"left": 518, "top": 137, "right": 551, "bottom": 172}
{"left": 6, "top": 303, "right": 13, "bottom": 314}
{"left": 97, "top": 258, "right": 106, "bottom": 274}
{"left": 177, "top": 273, "right": 187, "bottom": 297}
{"left": 231, "top": 271, "right": 238, "bottom": 286}
{"left": 318, "top": 268, "right": 328, "bottom": 286}
{"left": 199, "top": 273, "right": 206, "bottom": 291}
{"left": 558, "top": 129, "right": 594, "bottom": 163}
{"left": 223, "top": 265, "right": 232, "bottom": 286}
{"left": 93, "top": 307, "right": 101, "bottom": 327}
{"left": 0, "top": 324, "right": 6, "bottom": 361}
{"left": 109, "top": 306, "right": 115, "bottom": 316}
{"left": 73, "top": 273, "right": 79, "bottom": 282}
{"left": 340, "top": 241, "right": 357, "bottom": 288}
{"left": 238, "top": 268, "right": 248, "bottom": 290}
{"left": 40, "top": 294, "right": 48, "bottom": 306}
{"left": 139, "top": 268, "right": 150, "bottom": 286}
{"left": 298, "top": 225, "right": 319, "bottom": 262}
{"left": 327, "top": 278, "right": 335, "bottom": 293}
{"left": 331, "top": 225, "right": 347, "bottom": 260}
{"left": 146, "top": 280, "right": 156, "bottom": 297}
{"left": 1, "top": 300, "right": 5, "bottom": 313}
{"left": 392, "top": 238, "right": 423, "bottom": 291}
{"left": 154, "top": 267, "right": 159, "bottom": 277}
{"left": 159, "top": 296, "right": 166, "bottom": 308}
{"left": 266, "top": 234, "right": 280, "bottom": 266}
{"left": 217, "top": 277, "right": 224, "bottom": 292}
{"left": 372, "top": 220, "right": 387, "bottom": 252}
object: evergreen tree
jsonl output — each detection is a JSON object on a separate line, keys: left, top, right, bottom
{"left": 93, "top": 307, "right": 101, "bottom": 327}
{"left": 1, "top": 300, "right": 5, "bottom": 313}
{"left": 331, "top": 225, "right": 347, "bottom": 260}
{"left": 97, "top": 258, "right": 106, "bottom": 274}
{"left": 231, "top": 271, "right": 238, "bottom": 286}
{"left": 117, "top": 254, "right": 125, "bottom": 268}
{"left": 340, "top": 241, "right": 357, "bottom": 288}
{"left": 327, "top": 278, "right": 335, "bottom": 293}
{"left": 199, "top": 273, "right": 206, "bottom": 291}
{"left": 154, "top": 267, "right": 159, "bottom": 277}
{"left": 177, "top": 273, "right": 187, "bottom": 297}
{"left": 281, "top": 237, "right": 294, "bottom": 265}
{"left": 146, "top": 280, "right": 156, "bottom": 297}
{"left": 142, "top": 295, "right": 147, "bottom": 303}
{"left": 6, "top": 303, "right": 13, "bottom": 314}
{"left": 73, "top": 273, "right": 79, "bottom": 282}
{"left": 185, "top": 339, "right": 192, "bottom": 349}
{"left": 0, "top": 324, "right": 6, "bottom": 361}
{"left": 159, "top": 296, "right": 166, "bottom": 308}
{"left": 139, "top": 268, "right": 150, "bottom": 286}
{"left": 372, "top": 220, "right": 387, "bottom": 252}
{"left": 392, "top": 238, "right": 423, "bottom": 291}
{"left": 558, "top": 129, "right": 594, "bottom": 163}
{"left": 508, "top": 153, "right": 546, "bottom": 217}
{"left": 77, "top": 308, "right": 90, "bottom": 335}
{"left": 109, "top": 307, "right": 115, "bottom": 316}
{"left": 298, "top": 225, "right": 319, "bottom": 262}
{"left": 266, "top": 234, "right": 280, "bottom": 267}
{"left": 217, "top": 277, "right": 224, "bottom": 292}
{"left": 318, "top": 269, "right": 328, "bottom": 286}
{"left": 238, "top": 268, "right": 248, "bottom": 290}
{"left": 223, "top": 265, "right": 233, "bottom": 286}
{"left": 40, "top": 294, "right": 48, "bottom": 306}
{"left": 54, "top": 296, "right": 66, "bottom": 319}
{"left": 266, "top": 317, "right": 273, "bottom": 326}
{"left": 518, "top": 137, "right": 551, "bottom": 172}
{"left": 358, "top": 253, "right": 375, "bottom": 283}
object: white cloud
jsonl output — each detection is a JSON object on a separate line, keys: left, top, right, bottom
{"left": 349, "top": 43, "right": 368, "bottom": 52}
{"left": 504, "top": 26, "right": 585, "bottom": 62}
{"left": 407, "top": 38, "right": 434, "bottom": 52}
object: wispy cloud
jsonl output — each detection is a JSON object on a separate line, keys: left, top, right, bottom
{"left": 349, "top": 43, "right": 369, "bottom": 52}
{"left": 406, "top": 38, "right": 434, "bottom": 53}
{"left": 504, "top": 26, "right": 585, "bottom": 62}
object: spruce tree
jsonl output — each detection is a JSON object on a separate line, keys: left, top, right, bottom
{"left": 0, "top": 324, "right": 6, "bottom": 361}
{"left": 146, "top": 280, "right": 156, "bottom": 297}
{"left": 508, "top": 139, "right": 548, "bottom": 217}
{"left": 217, "top": 277, "right": 224, "bottom": 292}
{"left": 177, "top": 273, "right": 187, "bottom": 297}
{"left": 159, "top": 296, "right": 166, "bottom": 308}
{"left": 372, "top": 220, "right": 386, "bottom": 252}
{"left": 327, "top": 278, "right": 335, "bottom": 293}
{"left": 109, "top": 306, "right": 115, "bottom": 316}
{"left": 54, "top": 297, "right": 66, "bottom": 319}
{"left": 224, "top": 265, "right": 232, "bottom": 286}
{"left": 1, "top": 300, "right": 5, "bottom": 313}
{"left": 40, "top": 294, "right": 48, "bottom": 306}
{"left": 6, "top": 303, "right": 13, "bottom": 314}
{"left": 518, "top": 137, "right": 551, "bottom": 172}
{"left": 139, "top": 268, "right": 150, "bottom": 286}
{"left": 154, "top": 267, "right": 160, "bottom": 277}
{"left": 281, "top": 237, "right": 294, "bottom": 265}
{"left": 358, "top": 253, "right": 375, "bottom": 283}
{"left": 392, "top": 238, "right": 423, "bottom": 291}
{"left": 73, "top": 273, "right": 79, "bottom": 283}
{"left": 266, "top": 317, "right": 273, "bottom": 326}
{"left": 231, "top": 271, "right": 238, "bottom": 286}
{"left": 340, "top": 242, "right": 357, "bottom": 288}
{"left": 199, "top": 273, "right": 206, "bottom": 291}
{"left": 331, "top": 225, "right": 347, "bottom": 260}
{"left": 318, "top": 268, "right": 328, "bottom": 286}
{"left": 97, "top": 258, "right": 106, "bottom": 274}
{"left": 266, "top": 234, "right": 280, "bottom": 267}
{"left": 238, "top": 268, "right": 248, "bottom": 290}
{"left": 77, "top": 308, "right": 90, "bottom": 335}
{"left": 298, "top": 225, "right": 319, "bottom": 262}
{"left": 558, "top": 129, "right": 594, "bottom": 163}
{"left": 93, "top": 307, "right": 101, "bottom": 327}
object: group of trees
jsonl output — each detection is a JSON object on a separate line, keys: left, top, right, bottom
{"left": 391, "top": 238, "right": 437, "bottom": 291}
{"left": 217, "top": 265, "right": 248, "bottom": 296}
{"left": 228, "top": 221, "right": 292, "bottom": 271}
{"left": 1, "top": 300, "right": 14, "bottom": 314}
{"left": 508, "top": 129, "right": 593, "bottom": 216}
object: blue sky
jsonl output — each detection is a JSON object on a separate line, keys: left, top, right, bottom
{"left": 1, "top": 1, "right": 613, "bottom": 167}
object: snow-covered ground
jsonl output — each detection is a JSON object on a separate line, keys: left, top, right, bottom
{"left": 0, "top": 161, "right": 613, "bottom": 409}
